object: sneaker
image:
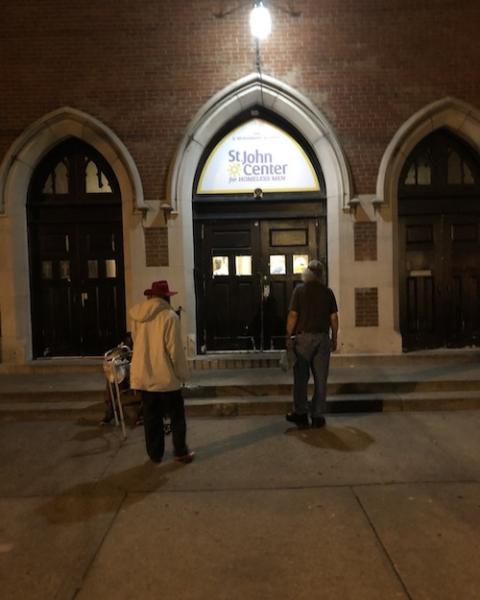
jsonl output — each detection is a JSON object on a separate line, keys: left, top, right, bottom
{"left": 311, "top": 416, "right": 326, "bottom": 428}
{"left": 174, "top": 450, "right": 195, "bottom": 464}
{"left": 285, "top": 412, "right": 309, "bottom": 429}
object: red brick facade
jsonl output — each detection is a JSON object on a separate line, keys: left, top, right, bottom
{"left": 144, "top": 227, "right": 169, "bottom": 267}
{"left": 354, "top": 222, "right": 377, "bottom": 261}
{"left": 355, "top": 287, "right": 379, "bottom": 327}
{"left": 1, "top": 1, "right": 479, "bottom": 360}
{"left": 1, "top": 1, "right": 479, "bottom": 200}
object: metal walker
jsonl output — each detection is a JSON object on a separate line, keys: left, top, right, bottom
{"left": 103, "top": 343, "right": 132, "bottom": 439}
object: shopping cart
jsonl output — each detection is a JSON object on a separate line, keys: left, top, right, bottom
{"left": 103, "top": 343, "right": 133, "bottom": 439}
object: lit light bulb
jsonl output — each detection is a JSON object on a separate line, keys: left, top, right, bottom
{"left": 249, "top": 2, "right": 272, "bottom": 40}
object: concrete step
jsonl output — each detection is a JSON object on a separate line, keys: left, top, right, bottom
{"left": 2, "top": 390, "right": 480, "bottom": 421}
{"left": 1, "top": 377, "right": 480, "bottom": 404}
{"left": 0, "top": 359, "right": 104, "bottom": 375}
{"left": 190, "top": 349, "right": 480, "bottom": 369}
{"left": 183, "top": 379, "right": 480, "bottom": 398}
{"left": 1, "top": 348, "right": 479, "bottom": 374}
{"left": 1, "top": 351, "right": 480, "bottom": 418}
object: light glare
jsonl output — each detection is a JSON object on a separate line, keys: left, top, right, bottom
{"left": 249, "top": 3, "right": 272, "bottom": 40}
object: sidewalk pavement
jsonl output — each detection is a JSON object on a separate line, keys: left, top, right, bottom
{"left": 1, "top": 411, "right": 480, "bottom": 599}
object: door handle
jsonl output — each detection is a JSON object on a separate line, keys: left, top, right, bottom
{"left": 262, "top": 274, "right": 270, "bottom": 299}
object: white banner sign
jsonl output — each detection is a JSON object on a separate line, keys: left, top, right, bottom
{"left": 197, "top": 119, "right": 320, "bottom": 194}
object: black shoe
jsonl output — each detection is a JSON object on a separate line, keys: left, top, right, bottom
{"left": 311, "top": 416, "right": 326, "bottom": 428}
{"left": 285, "top": 412, "right": 309, "bottom": 429}
{"left": 99, "top": 413, "right": 114, "bottom": 426}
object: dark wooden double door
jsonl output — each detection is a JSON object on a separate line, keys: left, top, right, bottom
{"left": 29, "top": 215, "right": 126, "bottom": 357}
{"left": 195, "top": 218, "right": 326, "bottom": 351}
{"left": 400, "top": 214, "right": 480, "bottom": 350}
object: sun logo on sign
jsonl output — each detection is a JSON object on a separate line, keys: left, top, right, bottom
{"left": 227, "top": 163, "right": 241, "bottom": 177}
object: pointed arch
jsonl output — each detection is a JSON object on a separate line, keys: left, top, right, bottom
{"left": 376, "top": 97, "right": 480, "bottom": 207}
{"left": 165, "top": 73, "right": 353, "bottom": 355}
{"left": 0, "top": 107, "right": 143, "bottom": 362}
{"left": 0, "top": 106, "right": 144, "bottom": 214}
{"left": 378, "top": 97, "right": 480, "bottom": 346}
{"left": 167, "top": 72, "right": 353, "bottom": 212}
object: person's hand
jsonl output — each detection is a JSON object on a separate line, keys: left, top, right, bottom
{"left": 330, "top": 337, "right": 337, "bottom": 352}
{"left": 286, "top": 336, "right": 295, "bottom": 349}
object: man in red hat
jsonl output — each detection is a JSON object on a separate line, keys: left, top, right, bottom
{"left": 129, "top": 280, "right": 194, "bottom": 463}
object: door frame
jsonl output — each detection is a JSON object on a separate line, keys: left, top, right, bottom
{"left": 397, "top": 128, "right": 480, "bottom": 350}
{"left": 0, "top": 108, "right": 144, "bottom": 363}
{"left": 165, "top": 73, "right": 351, "bottom": 356}
{"left": 193, "top": 202, "right": 327, "bottom": 353}
{"left": 27, "top": 138, "right": 126, "bottom": 357}
{"left": 377, "top": 97, "right": 480, "bottom": 352}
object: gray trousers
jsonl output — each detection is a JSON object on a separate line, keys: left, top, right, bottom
{"left": 293, "top": 332, "right": 331, "bottom": 417}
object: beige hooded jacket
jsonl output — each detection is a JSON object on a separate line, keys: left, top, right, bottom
{"left": 129, "top": 297, "right": 189, "bottom": 392}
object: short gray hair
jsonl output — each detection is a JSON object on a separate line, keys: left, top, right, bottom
{"left": 302, "top": 259, "right": 324, "bottom": 282}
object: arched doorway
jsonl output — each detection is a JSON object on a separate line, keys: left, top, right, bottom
{"left": 192, "top": 108, "right": 327, "bottom": 352}
{"left": 27, "top": 138, "right": 126, "bottom": 357}
{"left": 398, "top": 128, "right": 480, "bottom": 350}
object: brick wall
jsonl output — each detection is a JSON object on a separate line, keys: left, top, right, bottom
{"left": 1, "top": 1, "right": 480, "bottom": 199}
{"left": 355, "top": 287, "right": 379, "bottom": 327}
{"left": 354, "top": 222, "right": 377, "bottom": 261}
{"left": 144, "top": 227, "right": 169, "bottom": 267}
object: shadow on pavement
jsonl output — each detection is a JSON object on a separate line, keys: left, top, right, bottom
{"left": 36, "top": 460, "right": 182, "bottom": 524}
{"left": 286, "top": 425, "right": 374, "bottom": 452}
{"left": 36, "top": 420, "right": 373, "bottom": 524}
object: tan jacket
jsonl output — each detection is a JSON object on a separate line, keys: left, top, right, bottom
{"left": 129, "top": 297, "right": 189, "bottom": 392}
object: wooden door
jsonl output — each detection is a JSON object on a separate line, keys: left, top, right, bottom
{"left": 445, "top": 216, "right": 480, "bottom": 346}
{"left": 195, "top": 217, "right": 325, "bottom": 351}
{"left": 399, "top": 216, "right": 442, "bottom": 350}
{"left": 259, "top": 219, "right": 324, "bottom": 349}
{"left": 30, "top": 219, "right": 126, "bottom": 356}
{"left": 28, "top": 138, "right": 125, "bottom": 357}
{"left": 76, "top": 223, "right": 126, "bottom": 355}
{"left": 198, "top": 220, "right": 260, "bottom": 350}
{"left": 399, "top": 215, "right": 480, "bottom": 349}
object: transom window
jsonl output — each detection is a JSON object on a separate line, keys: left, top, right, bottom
{"left": 400, "top": 129, "right": 480, "bottom": 194}
{"left": 29, "top": 138, "right": 120, "bottom": 204}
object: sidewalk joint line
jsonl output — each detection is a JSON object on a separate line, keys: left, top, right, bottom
{"left": 71, "top": 491, "right": 127, "bottom": 600}
{"left": 351, "top": 487, "right": 414, "bottom": 600}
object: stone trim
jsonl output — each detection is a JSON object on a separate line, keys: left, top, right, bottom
{"left": 166, "top": 73, "right": 353, "bottom": 354}
{"left": 167, "top": 72, "right": 353, "bottom": 212}
{"left": 0, "top": 106, "right": 145, "bottom": 215}
{"left": 376, "top": 97, "right": 480, "bottom": 208}
{"left": 0, "top": 107, "right": 144, "bottom": 362}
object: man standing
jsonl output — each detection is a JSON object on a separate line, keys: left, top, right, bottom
{"left": 129, "top": 280, "right": 194, "bottom": 463}
{"left": 285, "top": 260, "right": 338, "bottom": 429}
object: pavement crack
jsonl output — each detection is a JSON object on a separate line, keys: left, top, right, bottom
{"left": 351, "top": 487, "right": 414, "bottom": 600}
{"left": 70, "top": 491, "right": 127, "bottom": 600}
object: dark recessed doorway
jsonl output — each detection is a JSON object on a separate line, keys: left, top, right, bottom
{"left": 27, "top": 138, "right": 126, "bottom": 357}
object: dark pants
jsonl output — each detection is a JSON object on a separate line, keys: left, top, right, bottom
{"left": 293, "top": 332, "right": 331, "bottom": 418}
{"left": 141, "top": 389, "right": 188, "bottom": 462}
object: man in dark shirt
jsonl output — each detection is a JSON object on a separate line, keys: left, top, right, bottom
{"left": 285, "top": 260, "right": 338, "bottom": 428}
